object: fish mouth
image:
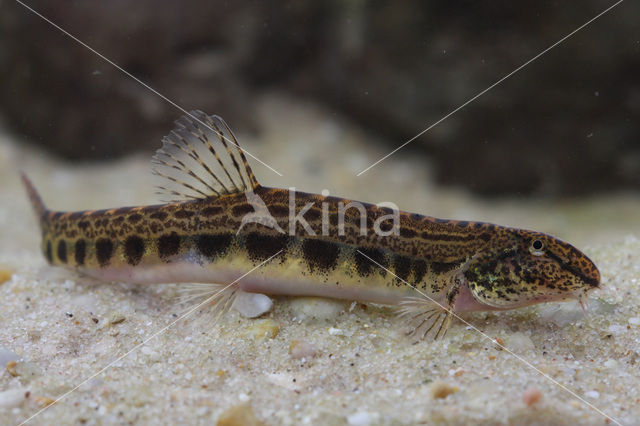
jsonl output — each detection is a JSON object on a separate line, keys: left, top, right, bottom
{"left": 576, "top": 257, "right": 601, "bottom": 289}
{"left": 547, "top": 250, "right": 601, "bottom": 289}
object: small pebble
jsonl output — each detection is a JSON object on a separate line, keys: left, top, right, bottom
{"left": 289, "top": 297, "right": 345, "bottom": 322}
{"left": 243, "top": 320, "right": 279, "bottom": 340}
{"left": 429, "top": 381, "right": 458, "bottom": 399}
{"left": 0, "top": 268, "right": 13, "bottom": 284}
{"left": 347, "top": 411, "right": 374, "bottom": 426}
{"left": 0, "top": 347, "right": 20, "bottom": 368}
{"left": 522, "top": 386, "right": 543, "bottom": 407}
{"left": 628, "top": 317, "right": 640, "bottom": 326}
{"left": 33, "top": 395, "right": 55, "bottom": 408}
{"left": 216, "top": 403, "right": 263, "bottom": 426}
{"left": 585, "top": 390, "right": 600, "bottom": 399}
{"left": 603, "top": 359, "right": 618, "bottom": 368}
{"left": 6, "top": 361, "right": 19, "bottom": 377}
{"left": 109, "top": 313, "right": 126, "bottom": 325}
{"left": 506, "top": 332, "right": 535, "bottom": 353}
{"left": 233, "top": 292, "right": 273, "bottom": 318}
{"left": 328, "top": 327, "right": 344, "bottom": 336}
{"left": 0, "top": 388, "right": 29, "bottom": 408}
{"left": 289, "top": 340, "right": 318, "bottom": 359}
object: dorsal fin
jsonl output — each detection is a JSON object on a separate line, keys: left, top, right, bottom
{"left": 152, "top": 111, "right": 260, "bottom": 202}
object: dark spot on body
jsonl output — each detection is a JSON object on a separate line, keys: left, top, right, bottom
{"left": 305, "top": 208, "right": 322, "bottom": 221}
{"left": 196, "top": 234, "right": 232, "bottom": 260}
{"left": 244, "top": 233, "right": 288, "bottom": 261}
{"left": 456, "top": 221, "right": 469, "bottom": 227}
{"left": 57, "top": 240, "right": 67, "bottom": 263}
{"left": 124, "top": 235, "right": 145, "bottom": 265}
{"left": 366, "top": 215, "right": 374, "bottom": 229}
{"left": 109, "top": 207, "right": 128, "bottom": 216}
{"left": 75, "top": 239, "right": 86, "bottom": 265}
{"left": 127, "top": 214, "right": 142, "bottom": 224}
{"left": 78, "top": 221, "right": 90, "bottom": 231}
{"left": 434, "top": 218, "right": 450, "bottom": 224}
{"left": 45, "top": 240, "right": 53, "bottom": 263}
{"left": 356, "top": 247, "right": 387, "bottom": 277}
{"left": 412, "top": 259, "right": 428, "bottom": 283}
{"left": 377, "top": 218, "right": 395, "bottom": 233}
{"left": 150, "top": 211, "right": 169, "bottom": 221}
{"left": 393, "top": 255, "right": 412, "bottom": 282}
{"left": 96, "top": 218, "right": 110, "bottom": 228}
{"left": 158, "top": 233, "right": 181, "bottom": 261}
{"left": 95, "top": 238, "right": 114, "bottom": 267}
{"left": 302, "top": 239, "right": 339, "bottom": 273}
{"left": 174, "top": 209, "right": 194, "bottom": 219}
{"left": 497, "top": 249, "right": 517, "bottom": 261}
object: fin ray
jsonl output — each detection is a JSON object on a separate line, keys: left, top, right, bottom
{"left": 152, "top": 111, "right": 260, "bottom": 202}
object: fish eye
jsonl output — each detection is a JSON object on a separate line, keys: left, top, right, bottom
{"left": 530, "top": 239, "right": 545, "bottom": 255}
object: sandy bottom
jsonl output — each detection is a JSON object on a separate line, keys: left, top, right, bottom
{"left": 1, "top": 95, "right": 639, "bottom": 425}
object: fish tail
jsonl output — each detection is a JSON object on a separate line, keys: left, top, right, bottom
{"left": 21, "top": 172, "right": 49, "bottom": 223}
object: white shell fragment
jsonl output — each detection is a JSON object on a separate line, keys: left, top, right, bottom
{"left": 0, "top": 388, "right": 29, "bottom": 408}
{"left": 0, "top": 347, "right": 20, "bottom": 368}
{"left": 232, "top": 291, "right": 273, "bottom": 318}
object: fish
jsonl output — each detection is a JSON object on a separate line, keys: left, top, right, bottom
{"left": 22, "top": 110, "right": 601, "bottom": 338}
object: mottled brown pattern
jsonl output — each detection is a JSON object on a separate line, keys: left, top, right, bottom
{"left": 21, "top": 108, "right": 599, "bottom": 318}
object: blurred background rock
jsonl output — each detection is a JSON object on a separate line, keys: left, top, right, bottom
{"left": 1, "top": 0, "right": 638, "bottom": 196}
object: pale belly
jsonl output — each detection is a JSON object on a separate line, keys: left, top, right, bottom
{"left": 79, "top": 256, "right": 427, "bottom": 306}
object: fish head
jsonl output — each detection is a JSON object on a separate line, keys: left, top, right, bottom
{"left": 464, "top": 228, "right": 600, "bottom": 309}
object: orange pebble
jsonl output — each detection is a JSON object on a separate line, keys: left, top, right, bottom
{"left": 522, "top": 386, "right": 543, "bottom": 407}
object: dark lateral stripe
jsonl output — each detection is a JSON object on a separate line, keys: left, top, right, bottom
{"left": 419, "top": 233, "right": 477, "bottom": 242}
{"left": 95, "top": 238, "right": 114, "bottom": 267}
{"left": 201, "top": 206, "right": 223, "bottom": 217}
{"left": 546, "top": 250, "right": 599, "bottom": 287}
{"left": 174, "top": 209, "right": 195, "bottom": 219}
{"left": 232, "top": 204, "right": 254, "bottom": 216}
{"left": 399, "top": 228, "right": 417, "bottom": 239}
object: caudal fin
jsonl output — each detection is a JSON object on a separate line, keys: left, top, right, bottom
{"left": 21, "top": 172, "right": 48, "bottom": 221}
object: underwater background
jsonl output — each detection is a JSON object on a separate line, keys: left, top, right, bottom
{"left": 0, "top": 1, "right": 639, "bottom": 425}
